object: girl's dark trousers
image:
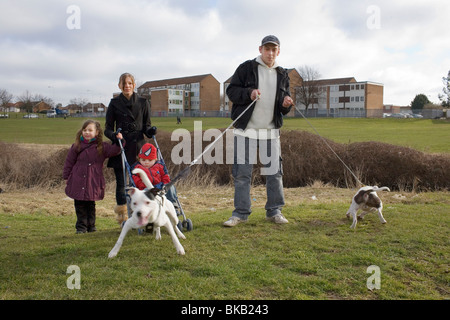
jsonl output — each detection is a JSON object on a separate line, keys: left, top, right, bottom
{"left": 74, "top": 200, "right": 96, "bottom": 233}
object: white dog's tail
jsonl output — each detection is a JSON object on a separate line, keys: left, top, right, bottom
{"left": 132, "top": 168, "right": 154, "bottom": 189}
{"left": 373, "top": 186, "right": 390, "bottom": 192}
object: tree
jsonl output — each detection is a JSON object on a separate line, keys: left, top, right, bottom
{"left": 69, "top": 97, "right": 89, "bottom": 113}
{"left": 0, "top": 89, "right": 13, "bottom": 109}
{"left": 18, "top": 90, "right": 38, "bottom": 114}
{"left": 438, "top": 70, "right": 450, "bottom": 107}
{"left": 295, "top": 65, "right": 322, "bottom": 112}
{"left": 410, "top": 93, "right": 430, "bottom": 111}
{"left": 17, "top": 91, "right": 53, "bottom": 114}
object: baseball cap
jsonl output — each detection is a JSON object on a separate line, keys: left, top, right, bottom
{"left": 261, "top": 35, "right": 280, "bottom": 46}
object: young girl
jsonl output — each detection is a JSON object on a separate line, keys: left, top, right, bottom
{"left": 63, "top": 120, "right": 124, "bottom": 234}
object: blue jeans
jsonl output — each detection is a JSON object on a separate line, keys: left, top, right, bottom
{"left": 232, "top": 136, "right": 284, "bottom": 220}
{"left": 165, "top": 185, "right": 179, "bottom": 206}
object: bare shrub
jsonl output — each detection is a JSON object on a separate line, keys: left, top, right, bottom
{"left": 1, "top": 130, "right": 449, "bottom": 191}
{"left": 157, "top": 130, "right": 449, "bottom": 191}
{"left": 0, "top": 142, "right": 68, "bottom": 189}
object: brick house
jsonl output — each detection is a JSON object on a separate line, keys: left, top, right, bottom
{"left": 63, "top": 103, "right": 106, "bottom": 115}
{"left": 84, "top": 103, "right": 107, "bottom": 113}
{"left": 12, "top": 101, "right": 52, "bottom": 113}
{"left": 138, "top": 74, "right": 220, "bottom": 116}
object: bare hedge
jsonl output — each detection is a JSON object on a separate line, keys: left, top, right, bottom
{"left": 1, "top": 130, "right": 448, "bottom": 191}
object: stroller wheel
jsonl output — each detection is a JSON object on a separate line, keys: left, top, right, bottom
{"left": 182, "top": 219, "right": 193, "bottom": 231}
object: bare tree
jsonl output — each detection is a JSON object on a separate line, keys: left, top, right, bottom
{"left": 34, "top": 94, "right": 54, "bottom": 108}
{"left": 438, "top": 70, "right": 450, "bottom": 107}
{"left": 17, "top": 90, "right": 38, "bottom": 114}
{"left": 0, "top": 89, "right": 13, "bottom": 109}
{"left": 295, "top": 65, "right": 321, "bottom": 112}
{"left": 70, "top": 97, "right": 89, "bottom": 113}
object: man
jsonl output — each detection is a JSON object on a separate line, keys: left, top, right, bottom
{"left": 224, "top": 35, "right": 294, "bottom": 227}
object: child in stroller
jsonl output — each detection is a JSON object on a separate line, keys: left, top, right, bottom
{"left": 131, "top": 142, "right": 192, "bottom": 232}
{"left": 131, "top": 143, "right": 179, "bottom": 207}
{"left": 116, "top": 134, "right": 192, "bottom": 232}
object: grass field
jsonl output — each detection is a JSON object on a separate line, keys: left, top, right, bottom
{"left": 0, "top": 186, "right": 449, "bottom": 300}
{"left": 0, "top": 115, "right": 449, "bottom": 153}
{"left": 0, "top": 116, "right": 449, "bottom": 301}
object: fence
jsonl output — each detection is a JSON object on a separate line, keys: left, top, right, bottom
{"left": 5, "top": 109, "right": 444, "bottom": 120}
{"left": 151, "top": 108, "right": 446, "bottom": 119}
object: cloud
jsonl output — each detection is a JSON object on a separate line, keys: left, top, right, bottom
{"left": 0, "top": 0, "right": 449, "bottom": 106}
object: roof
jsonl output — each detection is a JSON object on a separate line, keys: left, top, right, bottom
{"left": 139, "top": 74, "right": 217, "bottom": 89}
{"left": 309, "top": 77, "right": 357, "bottom": 86}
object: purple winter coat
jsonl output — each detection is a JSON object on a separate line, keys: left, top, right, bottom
{"left": 63, "top": 141, "right": 122, "bottom": 201}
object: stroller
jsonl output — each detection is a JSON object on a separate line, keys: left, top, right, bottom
{"left": 116, "top": 129, "right": 193, "bottom": 233}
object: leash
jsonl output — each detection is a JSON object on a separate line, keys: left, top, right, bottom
{"left": 164, "top": 97, "right": 260, "bottom": 190}
{"left": 295, "top": 108, "right": 364, "bottom": 187}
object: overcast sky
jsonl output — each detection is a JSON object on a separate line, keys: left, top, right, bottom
{"left": 1, "top": 0, "right": 449, "bottom": 107}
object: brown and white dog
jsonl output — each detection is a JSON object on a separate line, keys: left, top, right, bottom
{"left": 346, "top": 186, "right": 390, "bottom": 229}
{"left": 108, "top": 169, "right": 186, "bottom": 258}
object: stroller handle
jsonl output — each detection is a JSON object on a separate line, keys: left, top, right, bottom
{"left": 114, "top": 128, "right": 124, "bottom": 148}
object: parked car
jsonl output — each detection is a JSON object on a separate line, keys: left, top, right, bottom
{"left": 0, "top": 114, "right": 9, "bottom": 118}
{"left": 46, "top": 110, "right": 57, "bottom": 118}
{"left": 411, "top": 113, "right": 423, "bottom": 118}
{"left": 23, "top": 113, "right": 39, "bottom": 119}
{"left": 390, "top": 113, "right": 408, "bottom": 118}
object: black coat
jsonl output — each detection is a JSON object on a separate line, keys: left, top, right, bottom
{"left": 226, "top": 58, "right": 292, "bottom": 130}
{"left": 104, "top": 93, "right": 152, "bottom": 168}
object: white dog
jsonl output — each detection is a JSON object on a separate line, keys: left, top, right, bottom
{"left": 108, "top": 169, "right": 186, "bottom": 258}
{"left": 346, "top": 186, "right": 390, "bottom": 229}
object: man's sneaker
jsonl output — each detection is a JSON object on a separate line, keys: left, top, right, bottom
{"left": 223, "top": 216, "right": 247, "bottom": 227}
{"left": 267, "top": 213, "right": 289, "bottom": 224}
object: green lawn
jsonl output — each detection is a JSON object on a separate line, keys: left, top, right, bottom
{"left": 0, "top": 189, "right": 448, "bottom": 300}
{"left": 0, "top": 116, "right": 449, "bottom": 153}
{"left": 1, "top": 116, "right": 449, "bottom": 301}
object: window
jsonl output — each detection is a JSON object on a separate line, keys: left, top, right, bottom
{"left": 330, "top": 85, "right": 338, "bottom": 92}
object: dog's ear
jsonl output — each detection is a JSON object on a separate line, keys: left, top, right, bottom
{"left": 149, "top": 188, "right": 160, "bottom": 197}
{"left": 144, "top": 188, "right": 156, "bottom": 200}
{"left": 128, "top": 187, "right": 138, "bottom": 196}
{"left": 355, "top": 188, "right": 375, "bottom": 204}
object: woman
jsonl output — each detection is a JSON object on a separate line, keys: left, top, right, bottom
{"left": 104, "top": 73, "right": 156, "bottom": 225}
